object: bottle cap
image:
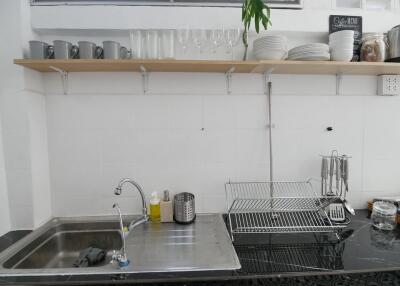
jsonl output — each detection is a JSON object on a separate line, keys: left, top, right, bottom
{"left": 163, "top": 190, "right": 170, "bottom": 202}
{"left": 150, "top": 191, "right": 160, "bottom": 205}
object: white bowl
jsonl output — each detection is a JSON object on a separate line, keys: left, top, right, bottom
{"left": 254, "top": 42, "right": 286, "bottom": 50}
{"left": 329, "top": 44, "right": 354, "bottom": 52}
{"left": 331, "top": 50, "right": 353, "bottom": 61}
{"left": 329, "top": 30, "right": 355, "bottom": 41}
{"left": 254, "top": 35, "right": 287, "bottom": 43}
{"left": 329, "top": 40, "right": 354, "bottom": 47}
{"left": 289, "top": 43, "right": 329, "bottom": 55}
{"left": 329, "top": 38, "right": 354, "bottom": 46}
{"left": 254, "top": 49, "right": 287, "bottom": 60}
{"left": 254, "top": 36, "right": 287, "bottom": 47}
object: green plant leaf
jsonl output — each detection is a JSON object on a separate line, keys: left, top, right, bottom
{"left": 255, "top": 14, "right": 260, "bottom": 33}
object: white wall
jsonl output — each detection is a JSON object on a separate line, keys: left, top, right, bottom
{"left": 2, "top": 0, "right": 400, "bottom": 223}
{"left": 31, "top": 0, "right": 400, "bottom": 33}
{"left": 0, "top": 0, "right": 52, "bottom": 230}
{"left": 0, "top": 117, "right": 11, "bottom": 236}
{"left": 43, "top": 70, "right": 400, "bottom": 215}
{"left": 33, "top": 2, "right": 400, "bottom": 217}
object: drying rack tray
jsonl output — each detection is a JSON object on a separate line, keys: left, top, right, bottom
{"left": 226, "top": 180, "right": 345, "bottom": 236}
{"left": 229, "top": 210, "right": 345, "bottom": 234}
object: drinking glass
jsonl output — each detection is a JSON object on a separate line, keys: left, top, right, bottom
{"left": 209, "top": 29, "right": 224, "bottom": 53}
{"left": 192, "top": 29, "right": 209, "bottom": 58}
{"left": 160, "top": 30, "right": 175, "bottom": 59}
{"left": 129, "top": 30, "right": 145, "bottom": 59}
{"left": 145, "top": 30, "right": 159, "bottom": 59}
{"left": 224, "top": 28, "right": 241, "bottom": 60}
{"left": 176, "top": 27, "right": 191, "bottom": 54}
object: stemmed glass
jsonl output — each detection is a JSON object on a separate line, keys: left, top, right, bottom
{"left": 209, "top": 29, "right": 224, "bottom": 53}
{"left": 224, "top": 28, "right": 241, "bottom": 60}
{"left": 176, "top": 27, "right": 191, "bottom": 54}
{"left": 192, "top": 29, "right": 209, "bottom": 58}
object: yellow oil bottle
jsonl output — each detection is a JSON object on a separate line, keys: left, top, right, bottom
{"left": 149, "top": 192, "right": 161, "bottom": 222}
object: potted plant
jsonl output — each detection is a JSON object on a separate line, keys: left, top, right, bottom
{"left": 242, "top": 0, "right": 272, "bottom": 60}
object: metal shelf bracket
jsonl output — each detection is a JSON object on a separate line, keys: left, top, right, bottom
{"left": 336, "top": 73, "right": 343, "bottom": 95}
{"left": 140, "top": 65, "right": 149, "bottom": 94}
{"left": 225, "top": 66, "right": 235, "bottom": 94}
{"left": 50, "top": 66, "right": 68, "bottom": 95}
{"left": 263, "top": 68, "right": 275, "bottom": 94}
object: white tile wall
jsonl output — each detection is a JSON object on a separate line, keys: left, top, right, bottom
{"left": 0, "top": 116, "right": 11, "bottom": 235}
{"left": 44, "top": 72, "right": 400, "bottom": 217}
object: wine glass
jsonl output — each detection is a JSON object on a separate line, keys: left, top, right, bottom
{"left": 192, "top": 29, "right": 209, "bottom": 58}
{"left": 209, "top": 29, "right": 224, "bottom": 53}
{"left": 224, "top": 28, "right": 241, "bottom": 60}
{"left": 176, "top": 27, "right": 191, "bottom": 54}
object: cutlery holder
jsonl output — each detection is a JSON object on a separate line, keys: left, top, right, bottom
{"left": 174, "top": 192, "right": 196, "bottom": 224}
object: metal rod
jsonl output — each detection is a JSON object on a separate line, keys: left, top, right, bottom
{"left": 267, "top": 81, "right": 274, "bottom": 196}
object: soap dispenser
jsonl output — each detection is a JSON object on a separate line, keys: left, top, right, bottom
{"left": 160, "top": 190, "right": 173, "bottom": 223}
{"left": 149, "top": 192, "right": 161, "bottom": 222}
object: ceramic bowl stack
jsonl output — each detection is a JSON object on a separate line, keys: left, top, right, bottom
{"left": 253, "top": 35, "right": 288, "bottom": 60}
{"left": 329, "top": 30, "right": 355, "bottom": 61}
{"left": 287, "top": 43, "right": 330, "bottom": 61}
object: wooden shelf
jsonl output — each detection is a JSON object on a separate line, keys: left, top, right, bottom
{"left": 14, "top": 59, "right": 400, "bottom": 75}
{"left": 13, "top": 59, "right": 260, "bottom": 73}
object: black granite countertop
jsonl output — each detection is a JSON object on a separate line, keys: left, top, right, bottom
{"left": 1, "top": 210, "right": 400, "bottom": 285}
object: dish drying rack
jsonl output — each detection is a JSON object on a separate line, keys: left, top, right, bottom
{"left": 226, "top": 179, "right": 345, "bottom": 240}
{"left": 225, "top": 77, "right": 349, "bottom": 241}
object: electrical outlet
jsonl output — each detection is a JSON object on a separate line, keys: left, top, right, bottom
{"left": 377, "top": 75, "right": 400, "bottom": 96}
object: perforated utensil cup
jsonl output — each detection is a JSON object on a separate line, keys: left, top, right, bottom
{"left": 174, "top": 192, "right": 196, "bottom": 224}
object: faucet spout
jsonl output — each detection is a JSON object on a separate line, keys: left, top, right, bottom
{"left": 114, "top": 178, "right": 148, "bottom": 218}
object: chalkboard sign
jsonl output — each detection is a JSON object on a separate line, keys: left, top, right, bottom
{"left": 329, "top": 15, "right": 363, "bottom": 42}
{"left": 329, "top": 15, "right": 363, "bottom": 61}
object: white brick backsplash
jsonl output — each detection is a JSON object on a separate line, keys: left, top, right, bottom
{"left": 42, "top": 73, "right": 400, "bottom": 216}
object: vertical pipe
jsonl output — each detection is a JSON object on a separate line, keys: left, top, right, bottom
{"left": 267, "top": 81, "right": 273, "bottom": 198}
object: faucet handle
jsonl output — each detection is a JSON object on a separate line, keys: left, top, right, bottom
{"left": 111, "top": 250, "right": 130, "bottom": 268}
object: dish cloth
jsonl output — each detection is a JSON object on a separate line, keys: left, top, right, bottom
{"left": 73, "top": 246, "right": 106, "bottom": 267}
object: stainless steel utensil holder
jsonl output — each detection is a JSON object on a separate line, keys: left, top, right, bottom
{"left": 226, "top": 179, "right": 346, "bottom": 241}
{"left": 174, "top": 192, "right": 196, "bottom": 224}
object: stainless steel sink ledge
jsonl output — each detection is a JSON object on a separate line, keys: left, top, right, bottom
{"left": 0, "top": 214, "right": 240, "bottom": 276}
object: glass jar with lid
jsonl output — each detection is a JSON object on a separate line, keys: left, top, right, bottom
{"left": 360, "top": 33, "right": 387, "bottom": 62}
{"left": 371, "top": 201, "right": 397, "bottom": 231}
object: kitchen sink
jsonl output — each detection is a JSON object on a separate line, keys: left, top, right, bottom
{"left": 3, "top": 225, "right": 121, "bottom": 269}
{"left": 0, "top": 214, "right": 240, "bottom": 276}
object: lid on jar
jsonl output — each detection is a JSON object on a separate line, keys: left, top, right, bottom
{"left": 373, "top": 201, "right": 397, "bottom": 215}
{"left": 362, "top": 33, "right": 384, "bottom": 41}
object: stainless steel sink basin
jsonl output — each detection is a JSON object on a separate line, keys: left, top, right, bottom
{"left": 3, "top": 224, "right": 121, "bottom": 269}
{"left": 0, "top": 214, "right": 240, "bottom": 276}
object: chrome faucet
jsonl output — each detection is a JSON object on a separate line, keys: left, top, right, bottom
{"left": 114, "top": 178, "right": 149, "bottom": 231}
{"left": 112, "top": 203, "right": 129, "bottom": 267}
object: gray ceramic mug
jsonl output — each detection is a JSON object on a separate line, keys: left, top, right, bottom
{"left": 53, "top": 40, "right": 79, "bottom": 59}
{"left": 103, "top": 41, "right": 121, "bottom": 59}
{"left": 103, "top": 41, "right": 131, "bottom": 59}
{"left": 78, "top": 41, "right": 103, "bottom": 59}
{"left": 29, "top": 41, "right": 54, "bottom": 59}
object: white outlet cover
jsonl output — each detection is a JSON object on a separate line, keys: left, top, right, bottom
{"left": 377, "top": 75, "right": 400, "bottom": 96}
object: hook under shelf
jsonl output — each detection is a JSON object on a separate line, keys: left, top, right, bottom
{"left": 225, "top": 66, "right": 235, "bottom": 95}
{"left": 49, "top": 66, "right": 68, "bottom": 95}
{"left": 139, "top": 65, "right": 149, "bottom": 94}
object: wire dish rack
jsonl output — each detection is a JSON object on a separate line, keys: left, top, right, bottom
{"left": 235, "top": 242, "right": 345, "bottom": 273}
{"left": 225, "top": 180, "right": 346, "bottom": 240}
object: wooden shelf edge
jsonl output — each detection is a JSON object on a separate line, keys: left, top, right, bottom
{"left": 13, "top": 59, "right": 400, "bottom": 75}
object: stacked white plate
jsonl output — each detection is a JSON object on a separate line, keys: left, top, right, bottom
{"left": 329, "top": 30, "right": 354, "bottom": 62}
{"left": 287, "top": 43, "right": 330, "bottom": 61}
{"left": 253, "top": 35, "right": 288, "bottom": 60}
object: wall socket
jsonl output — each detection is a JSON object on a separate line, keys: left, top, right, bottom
{"left": 377, "top": 75, "right": 400, "bottom": 96}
